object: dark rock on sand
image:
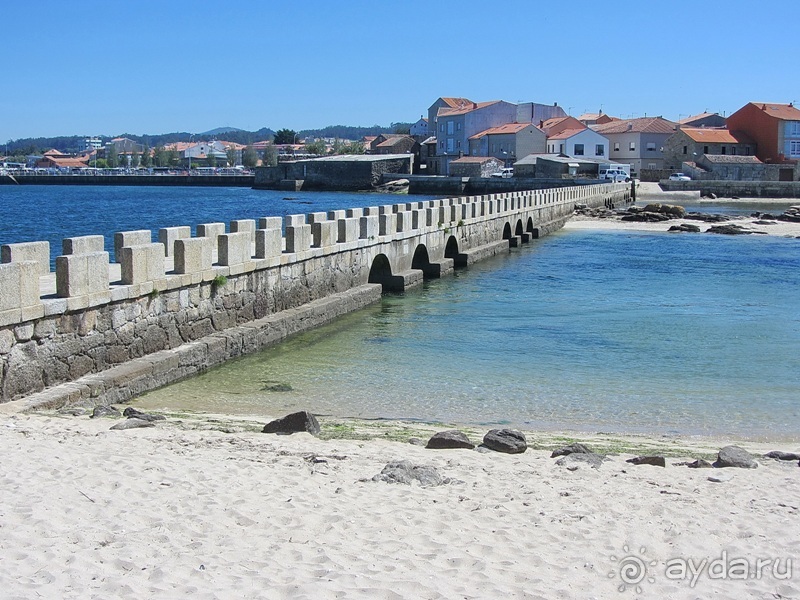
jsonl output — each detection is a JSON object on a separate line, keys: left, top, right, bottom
{"left": 550, "top": 443, "right": 593, "bottom": 458}
{"left": 262, "top": 411, "right": 320, "bottom": 436}
{"left": 91, "top": 405, "right": 121, "bottom": 419}
{"left": 626, "top": 456, "right": 666, "bottom": 467}
{"left": 668, "top": 223, "right": 701, "bottom": 233}
{"left": 372, "top": 460, "right": 446, "bottom": 486}
{"left": 408, "top": 437, "right": 426, "bottom": 446}
{"left": 482, "top": 429, "right": 527, "bottom": 454}
{"left": 110, "top": 418, "right": 155, "bottom": 430}
{"left": 764, "top": 451, "right": 800, "bottom": 461}
{"left": 714, "top": 445, "right": 758, "bottom": 469}
{"left": 123, "top": 407, "right": 166, "bottom": 422}
{"left": 687, "top": 459, "right": 714, "bottom": 469}
{"left": 426, "top": 430, "right": 475, "bottom": 450}
{"left": 706, "top": 224, "right": 756, "bottom": 235}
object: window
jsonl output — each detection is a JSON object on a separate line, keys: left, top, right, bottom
{"left": 457, "top": 122, "right": 462, "bottom": 131}
{"left": 789, "top": 141, "right": 800, "bottom": 157}
{"left": 440, "top": 123, "right": 444, "bottom": 133}
{"left": 721, "top": 146, "right": 726, "bottom": 155}
{"left": 447, "top": 121, "right": 454, "bottom": 135}
{"left": 683, "top": 146, "right": 688, "bottom": 155}
{"left": 492, "top": 143, "right": 497, "bottom": 152}
{"left": 456, "top": 140, "right": 461, "bottom": 149}
{"left": 629, "top": 142, "right": 636, "bottom": 151}
{"left": 745, "top": 147, "right": 751, "bottom": 155}
{"left": 439, "top": 141, "right": 444, "bottom": 149}
{"left": 731, "top": 147, "right": 736, "bottom": 155}
{"left": 614, "top": 142, "right": 620, "bottom": 152}
{"left": 574, "top": 144, "right": 585, "bottom": 156}
{"left": 703, "top": 146, "right": 709, "bottom": 154}
{"left": 646, "top": 142, "right": 656, "bottom": 151}
{"left": 595, "top": 144, "right": 604, "bottom": 156}
{"left": 789, "top": 122, "right": 800, "bottom": 136}
{"left": 446, "top": 139, "right": 454, "bottom": 152}
{"left": 648, "top": 163, "right": 657, "bottom": 169}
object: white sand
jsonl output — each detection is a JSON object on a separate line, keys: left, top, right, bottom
{"left": 1, "top": 412, "right": 799, "bottom": 599}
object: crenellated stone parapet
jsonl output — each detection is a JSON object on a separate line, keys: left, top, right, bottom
{"left": 0, "top": 183, "right": 631, "bottom": 405}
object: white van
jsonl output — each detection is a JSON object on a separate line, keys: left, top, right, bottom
{"left": 598, "top": 169, "right": 631, "bottom": 183}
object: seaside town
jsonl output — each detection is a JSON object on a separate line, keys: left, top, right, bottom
{"left": 3, "top": 97, "right": 800, "bottom": 188}
{"left": 3, "top": 1, "right": 800, "bottom": 597}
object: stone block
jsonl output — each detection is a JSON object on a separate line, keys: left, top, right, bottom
{"left": 308, "top": 212, "right": 329, "bottom": 224}
{"left": 285, "top": 214, "right": 306, "bottom": 227}
{"left": 363, "top": 206, "right": 380, "bottom": 216}
{"left": 312, "top": 220, "right": 337, "bottom": 248}
{"left": 62, "top": 235, "right": 104, "bottom": 255}
{"left": 55, "top": 251, "right": 109, "bottom": 298}
{"left": 360, "top": 215, "right": 379, "bottom": 239}
{"left": 0, "top": 261, "right": 41, "bottom": 312}
{"left": 379, "top": 213, "right": 397, "bottom": 236}
{"left": 327, "top": 210, "right": 346, "bottom": 221}
{"left": 346, "top": 208, "right": 363, "bottom": 218}
{"left": 258, "top": 216, "right": 283, "bottom": 230}
{"left": 396, "top": 211, "right": 412, "bottom": 232}
{"left": 256, "top": 228, "right": 282, "bottom": 259}
{"left": 197, "top": 222, "right": 226, "bottom": 246}
{"left": 119, "top": 244, "right": 165, "bottom": 285}
{"left": 174, "top": 237, "right": 212, "bottom": 274}
{"left": 379, "top": 205, "right": 394, "bottom": 215}
{"left": 425, "top": 208, "right": 435, "bottom": 227}
{"left": 158, "top": 226, "right": 191, "bottom": 257}
{"left": 1, "top": 241, "right": 50, "bottom": 275}
{"left": 230, "top": 219, "right": 256, "bottom": 243}
{"left": 285, "top": 224, "right": 311, "bottom": 253}
{"left": 337, "top": 218, "right": 359, "bottom": 243}
{"left": 218, "top": 232, "right": 252, "bottom": 266}
{"left": 114, "top": 230, "right": 152, "bottom": 263}
{"left": 411, "top": 210, "right": 422, "bottom": 230}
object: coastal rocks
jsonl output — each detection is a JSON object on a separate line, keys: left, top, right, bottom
{"left": 764, "top": 451, "right": 800, "bottom": 461}
{"left": 91, "top": 405, "right": 121, "bottom": 419}
{"left": 621, "top": 211, "right": 671, "bottom": 222}
{"left": 426, "top": 430, "right": 475, "bottom": 450}
{"left": 555, "top": 453, "right": 604, "bottom": 470}
{"left": 684, "top": 212, "right": 730, "bottom": 223}
{"left": 668, "top": 223, "right": 701, "bottom": 233}
{"left": 110, "top": 418, "right": 155, "bottom": 430}
{"left": 706, "top": 224, "right": 760, "bottom": 235}
{"left": 778, "top": 206, "right": 800, "bottom": 223}
{"left": 708, "top": 472, "right": 735, "bottom": 483}
{"left": 262, "top": 411, "right": 321, "bottom": 436}
{"left": 122, "top": 407, "right": 166, "bottom": 422}
{"left": 371, "top": 460, "right": 446, "bottom": 487}
{"left": 550, "top": 443, "right": 593, "bottom": 458}
{"left": 622, "top": 204, "right": 686, "bottom": 221}
{"left": 373, "top": 179, "right": 409, "bottom": 194}
{"left": 687, "top": 459, "right": 713, "bottom": 469}
{"left": 482, "top": 429, "right": 527, "bottom": 454}
{"left": 626, "top": 456, "right": 666, "bottom": 467}
{"left": 713, "top": 445, "right": 758, "bottom": 469}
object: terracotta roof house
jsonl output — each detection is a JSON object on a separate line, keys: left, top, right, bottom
{"left": 36, "top": 154, "right": 90, "bottom": 169}
{"left": 539, "top": 116, "right": 586, "bottom": 137}
{"left": 468, "top": 123, "right": 546, "bottom": 163}
{"left": 592, "top": 117, "right": 678, "bottom": 174}
{"left": 726, "top": 102, "right": 800, "bottom": 168}
{"left": 374, "top": 135, "right": 419, "bottom": 156}
{"left": 545, "top": 127, "right": 609, "bottom": 160}
{"left": 662, "top": 127, "right": 755, "bottom": 171}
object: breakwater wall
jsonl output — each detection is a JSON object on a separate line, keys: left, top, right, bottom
{"left": 0, "top": 174, "right": 255, "bottom": 187}
{"left": 382, "top": 174, "right": 608, "bottom": 196}
{"left": 0, "top": 184, "right": 631, "bottom": 409}
{"left": 659, "top": 180, "right": 800, "bottom": 199}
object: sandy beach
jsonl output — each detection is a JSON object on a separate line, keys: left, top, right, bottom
{"left": 1, "top": 410, "right": 799, "bottom": 599}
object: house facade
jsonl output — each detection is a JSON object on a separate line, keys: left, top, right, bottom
{"left": 662, "top": 127, "right": 755, "bottom": 172}
{"left": 592, "top": 117, "right": 678, "bottom": 175}
{"left": 468, "top": 123, "right": 546, "bottom": 164}
{"left": 726, "top": 102, "right": 800, "bottom": 167}
{"left": 546, "top": 128, "right": 608, "bottom": 160}
{"left": 409, "top": 118, "right": 429, "bottom": 137}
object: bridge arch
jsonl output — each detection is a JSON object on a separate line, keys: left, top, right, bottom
{"left": 368, "top": 254, "right": 395, "bottom": 291}
{"left": 411, "top": 244, "right": 433, "bottom": 278}
{"left": 515, "top": 219, "right": 524, "bottom": 236}
{"left": 526, "top": 217, "right": 535, "bottom": 232}
{"left": 502, "top": 222, "right": 512, "bottom": 240}
{"left": 444, "top": 235, "right": 460, "bottom": 259}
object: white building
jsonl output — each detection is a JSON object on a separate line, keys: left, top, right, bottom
{"left": 546, "top": 128, "right": 609, "bottom": 160}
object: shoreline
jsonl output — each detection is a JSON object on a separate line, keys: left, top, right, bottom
{"left": 2, "top": 409, "right": 799, "bottom": 599}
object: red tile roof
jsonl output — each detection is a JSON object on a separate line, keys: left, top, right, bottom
{"left": 593, "top": 117, "right": 678, "bottom": 135}
{"left": 681, "top": 128, "right": 753, "bottom": 144}
{"left": 439, "top": 100, "right": 502, "bottom": 116}
{"left": 749, "top": 102, "right": 800, "bottom": 120}
{"left": 440, "top": 97, "right": 473, "bottom": 109}
{"left": 469, "top": 123, "right": 533, "bottom": 139}
{"left": 678, "top": 112, "right": 718, "bottom": 124}
{"left": 547, "top": 128, "right": 587, "bottom": 140}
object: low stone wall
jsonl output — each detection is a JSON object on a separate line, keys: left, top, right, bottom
{"left": 659, "top": 180, "right": 800, "bottom": 198}
{"left": 1, "top": 184, "right": 631, "bottom": 408}
{"left": 0, "top": 175, "right": 254, "bottom": 187}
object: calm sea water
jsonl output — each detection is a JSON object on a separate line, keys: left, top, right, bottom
{"left": 2, "top": 186, "right": 798, "bottom": 440}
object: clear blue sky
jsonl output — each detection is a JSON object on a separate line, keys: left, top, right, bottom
{"left": 2, "top": 0, "right": 798, "bottom": 141}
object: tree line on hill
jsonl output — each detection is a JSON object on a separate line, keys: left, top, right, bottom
{"left": 4, "top": 123, "right": 414, "bottom": 159}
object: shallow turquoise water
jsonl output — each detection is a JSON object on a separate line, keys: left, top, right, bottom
{"left": 135, "top": 226, "right": 800, "bottom": 441}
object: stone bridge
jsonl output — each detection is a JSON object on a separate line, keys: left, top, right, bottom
{"left": 0, "top": 183, "right": 630, "bottom": 409}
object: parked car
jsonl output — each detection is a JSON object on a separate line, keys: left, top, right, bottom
{"left": 491, "top": 168, "right": 514, "bottom": 178}
{"left": 598, "top": 169, "right": 631, "bottom": 183}
{"left": 668, "top": 173, "right": 691, "bottom": 181}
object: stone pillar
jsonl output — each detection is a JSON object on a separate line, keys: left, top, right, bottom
{"left": 255, "top": 228, "right": 282, "bottom": 259}
{"left": 230, "top": 219, "right": 256, "bottom": 244}
{"left": 285, "top": 225, "right": 312, "bottom": 253}
{"left": 158, "top": 226, "right": 191, "bottom": 257}
{"left": 312, "top": 221, "right": 337, "bottom": 248}
{"left": 379, "top": 213, "right": 397, "bottom": 236}
{"left": 1, "top": 241, "right": 50, "bottom": 275}
{"left": 346, "top": 208, "right": 364, "bottom": 218}
{"left": 63, "top": 235, "right": 104, "bottom": 256}
{"left": 285, "top": 214, "right": 307, "bottom": 228}
{"left": 174, "top": 237, "right": 213, "bottom": 274}
{"left": 359, "top": 215, "right": 379, "bottom": 239}
{"left": 308, "top": 212, "right": 328, "bottom": 224}
{"left": 197, "top": 222, "right": 226, "bottom": 247}
{"left": 218, "top": 232, "right": 252, "bottom": 266}
{"left": 337, "top": 218, "right": 359, "bottom": 243}
{"left": 114, "top": 230, "right": 151, "bottom": 263}
{"left": 0, "top": 261, "right": 42, "bottom": 326}
{"left": 119, "top": 243, "right": 165, "bottom": 285}
{"left": 328, "top": 209, "right": 346, "bottom": 220}
{"left": 258, "top": 217, "right": 282, "bottom": 230}
{"left": 56, "top": 251, "right": 110, "bottom": 297}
